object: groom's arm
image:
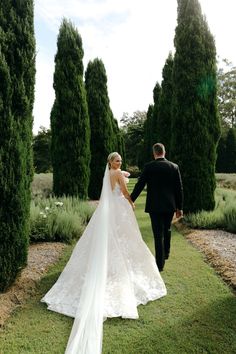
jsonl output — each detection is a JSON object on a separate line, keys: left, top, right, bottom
{"left": 130, "top": 165, "right": 148, "bottom": 202}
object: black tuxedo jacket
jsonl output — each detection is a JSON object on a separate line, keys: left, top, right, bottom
{"left": 130, "top": 158, "right": 183, "bottom": 213}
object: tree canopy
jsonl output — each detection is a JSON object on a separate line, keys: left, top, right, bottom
{"left": 218, "top": 59, "right": 236, "bottom": 128}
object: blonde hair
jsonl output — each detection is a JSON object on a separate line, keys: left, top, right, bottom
{"left": 107, "top": 152, "right": 121, "bottom": 168}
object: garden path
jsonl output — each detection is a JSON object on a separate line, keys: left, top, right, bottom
{"left": 0, "top": 243, "right": 66, "bottom": 327}
{"left": 185, "top": 228, "right": 236, "bottom": 291}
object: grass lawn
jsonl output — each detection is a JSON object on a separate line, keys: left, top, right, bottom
{"left": 0, "top": 179, "right": 235, "bottom": 354}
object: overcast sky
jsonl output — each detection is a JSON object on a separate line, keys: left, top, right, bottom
{"left": 33, "top": 0, "right": 236, "bottom": 133}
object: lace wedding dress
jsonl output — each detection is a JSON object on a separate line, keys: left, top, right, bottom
{"left": 41, "top": 165, "right": 167, "bottom": 353}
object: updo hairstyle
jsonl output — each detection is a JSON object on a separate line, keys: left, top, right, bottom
{"left": 107, "top": 152, "right": 121, "bottom": 168}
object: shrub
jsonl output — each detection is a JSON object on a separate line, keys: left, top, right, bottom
{"left": 31, "top": 173, "right": 53, "bottom": 199}
{"left": 184, "top": 188, "right": 236, "bottom": 233}
{"left": 30, "top": 197, "right": 95, "bottom": 243}
{"left": 126, "top": 166, "right": 141, "bottom": 178}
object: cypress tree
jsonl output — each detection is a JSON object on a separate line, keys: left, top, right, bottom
{"left": 171, "top": 0, "right": 220, "bottom": 213}
{"left": 152, "top": 82, "right": 162, "bottom": 144}
{"left": 85, "top": 58, "right": 114, "bottom": 199}
{"left": 143, "top": 104, "right": 154, "bottom": 162}
{"left": 225, "top": 128, "right": 236, "bottom": 173}
{"left": 0, "top": 0, "right": 35, "bottom": 290}
{"left": 51, "top": 19, "right": 90, "bottom": 199}
{"left": 110, "top": 114, "right": 119, "bottom": 151}
{"left": 158, "top": 53, "right": 174, "bottom": 155}
{"left": 216, "top": 131, "right": 227, "bottom": 173}
{"left": 120, "top": 133, "right": 127, "bottom": 170}
{"left": 143, "top": 82, "right": 161, "bottom": 162}
{"left": 111, "top": 117, "right": 127, "bottom": 169}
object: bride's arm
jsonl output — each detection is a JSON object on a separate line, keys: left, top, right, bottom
{"left": 117, "top": 171, "right": 135, "bottom": 209}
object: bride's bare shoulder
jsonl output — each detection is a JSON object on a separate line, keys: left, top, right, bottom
{"left": 110, "top": 168, "right": 122, "bottom": 177}
{"left": 110, "top": 169, "right": 122, "bottom": 186}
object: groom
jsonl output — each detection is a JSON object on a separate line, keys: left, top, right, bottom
{"left": 130, "top": 143, "right": 183, "bottom": 271}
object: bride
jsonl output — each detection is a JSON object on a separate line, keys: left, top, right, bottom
{"left": 41, "top": 152, "right": 167, "bottom": 353}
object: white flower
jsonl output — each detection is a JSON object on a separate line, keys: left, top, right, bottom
{"left": 55, "top": 201, "right": 63, "bottom": 207}
{"left": 39, "top": 212, "right": 44, "bottom": 215}
{"left": 45, "top": 207, "right": 50, "bottom": 211}
{"left": 43, "top": 214, "right": 47, "bottom": 218}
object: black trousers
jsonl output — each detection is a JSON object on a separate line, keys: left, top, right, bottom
{"left": 149, "top": 212, "right": 174, "bottom": 271}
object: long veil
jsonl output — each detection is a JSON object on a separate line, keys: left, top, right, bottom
{"left": 65, "top": 164, "right": 111, "bottom": 354}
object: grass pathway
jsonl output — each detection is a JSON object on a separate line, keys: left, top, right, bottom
{"left": 0, "top": 181, "right": 235, "bottom": 354}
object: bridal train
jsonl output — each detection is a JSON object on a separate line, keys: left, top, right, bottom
{"left": 41, "top": 163, "right": 167, "bottom": 353}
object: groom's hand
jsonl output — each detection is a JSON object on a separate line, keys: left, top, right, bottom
{"left": 176, "top": 209, "right": 183, "bottom": 219}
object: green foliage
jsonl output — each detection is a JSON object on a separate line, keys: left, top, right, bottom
{"left": 30, "top": 197, "right": 95, "bottom": 243}
{"left": 225, "top": 128, "right": 236, "bottom": 172}
{"left": 120, "top": 111, "right": 146, "bottom": 169}
{"left": 184, "top": 188, "right": 236, "bottom": 233}
{"left": 33, "top": 127, "right": 52, "bottom": 173}
{"left": 216, "top": 128, "right": 227, "bottom": 172}
{"left": 171, "top": 0, "right": 221, "bottom": 213}
{"left": 30, "top": 173, "right": 95, "bottom": 241}
{"left": 216, "top": 128, "right": 236, "bottom": 173}
{"left": 143, "top": 82, "right": 162, "bottom": 164}
{"left": 217, "top": 59, "right": 236, "bottom": 128}
{"left": 51, "top": 19, "right": 90, "bottom": 199}
{"left": 126, "top": 165, "right": 141, "bottom": 178}
{"left": 31, "top": 173, "right": 53, "bottom": 199}
{"left": 157, "top": 52, "right": 174, "bottom": 155}
{"left": 111, "top": 117, "right": 126, "bottom": 169}
{"left": 85, "top": 58, "right": 116, "bottom": 199}
{"left": 143, "top": 104, "right": 154, "bottom": 163}
{"left": 0, "top": 0, "right": 35, "bottom": 291}
{"left": 152, "top": 81, "right": 162, "bottom": 143}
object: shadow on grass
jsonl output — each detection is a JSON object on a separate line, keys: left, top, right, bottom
{"left": 103, "top": 295, "right": 236, "bottom": 354}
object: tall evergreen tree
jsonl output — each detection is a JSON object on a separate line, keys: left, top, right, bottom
{"left": 143, "top": 82, "right": 161, "bottom": 162}
{"left": 85, "top": 58, "right": 114, "bottom": 199}
{"left": 0, "top": 0, "right": 35, "bottom": 290}
{"left": 143, "top": 104, "right": 154, "bottom": 162}
{"left": 171, "top": 0, "right": 220, "bottom": 213}
{"left": 51, "top": 19, "right": 90, "bottom": 199}
{"left": 111, "top": 117, "right": 126, "bottom": 169}
{"left": 225, "top": 128, "right": 236, "bottom": 173}
{"left": 152, "top": 82, "right": 162, "bottom": 144}
{"left": 217, "top": 59, "right": 236, "bottom": 128}
{"left": 158, "top": 52, "right": 174, "bottom": 155}
{"left": 119, "top": 133, "right": 127, "bottom": 170}
{"left": 216, "top": 130, "right": 227, "bottom": 173}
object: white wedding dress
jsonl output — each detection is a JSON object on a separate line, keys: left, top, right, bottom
{"left": 41, "top": 165, "right": 167, "bottom": 353}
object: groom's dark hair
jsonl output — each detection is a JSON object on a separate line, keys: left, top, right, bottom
{"left": 153, "top": 143, "right": 165, "bottom": 155}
